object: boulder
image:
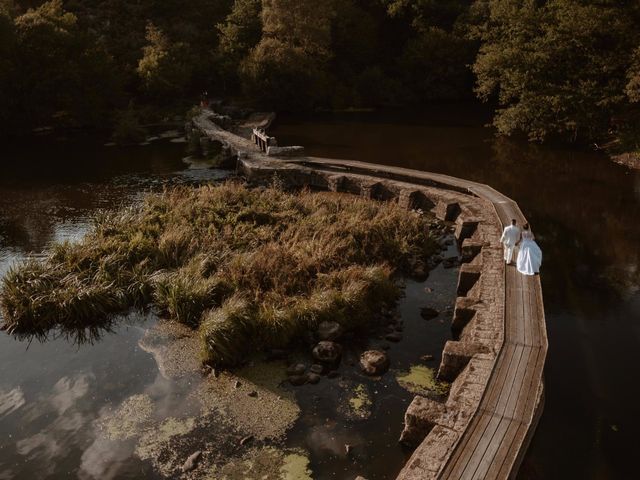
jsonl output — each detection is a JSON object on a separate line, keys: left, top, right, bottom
{"left": 360, "top": 350, "right": 390, "bottom": 376}
{"left": 385, "top": 332, "right": 403, "bottom": 343}
{"left": 309, "top": 364, "right": 324, "bottom": 375}
{"left": 266, "top": 348, "right": 287, "bottom": 360}
{"left": 286, "top": 363, "right": 306, "bottom": 376}
{"left": 442, "top": 256, "right": 460, "bottom": 269}
{"left": 420, "top": 307, "right": 439, "bottom": 320}
{"left": 307, "top": 373, "right": 321, "bottom": 384}
{"left": 317, "top": 321, "right": 344, "bottom": 341}
{"left": 288, "top": 375, "right": 308, "bottom": 386}
{"left": 312, "top": 341, "right": 342, "bottom": 366}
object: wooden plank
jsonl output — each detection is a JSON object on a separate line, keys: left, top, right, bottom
{"left": 471, "top": 417, "right": 518, "bottom": 478}
{"left": 443, "top": 342, "right": 522, "bottom": 478}
{"left": 441, "top": 412, "right": 496, "bottom": 479}
{"left": 485, "top": 417, "right": 523, "bottom": 479}
{"left": 458, "top": 414, "right": 504, "bottom": 479}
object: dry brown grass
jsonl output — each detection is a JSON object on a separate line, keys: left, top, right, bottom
{"left": 1, "top": 182, "right": 438, "bottom": 365}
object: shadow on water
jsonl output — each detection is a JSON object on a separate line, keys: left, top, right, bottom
{"left": 270, "top": 105, "right": 640, "bottom": 479}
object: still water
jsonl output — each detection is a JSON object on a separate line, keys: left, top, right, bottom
{"left": 1, "top": 103, "right": 638, "bottom": 479}
{"left": 270, "top": 105, "right": 640, "bottom": 479}
{"left": 0, "top": 132, "right": 459, "bottom": 479}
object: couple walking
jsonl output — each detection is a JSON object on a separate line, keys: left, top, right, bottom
{"left": 500, "top": 219, "right": 542, "bottom": 275}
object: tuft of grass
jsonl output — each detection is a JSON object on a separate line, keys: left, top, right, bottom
{"left": 1, "top": 182, "right": 440, "bottom": 365}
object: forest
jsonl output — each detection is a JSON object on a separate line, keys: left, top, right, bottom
{"left": 1, "top": 0, "right": 639, "bottom": 148}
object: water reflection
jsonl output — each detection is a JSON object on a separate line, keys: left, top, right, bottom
{"left": 0, "top": 137, "right": 223, "bottom": 479}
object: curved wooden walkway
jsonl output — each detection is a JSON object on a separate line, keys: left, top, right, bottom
{"left": 293, "top": 159, "right": 548, "bottom": 479}
{"left": 440, "top": 183, "right": 547, "bottom": 479}
{"left": 190, "top": 111, "right": 548, "bottom": 479}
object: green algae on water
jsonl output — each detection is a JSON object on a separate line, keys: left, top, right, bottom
{"left": 196, "top": 360, "right": 300, "bottom": 441}
{"left": 396, "top": 365, "right": 449, "bottom": 396}
{"left": 136, "top": 416, "right": 197, "bottom": 461}
{"left": 344, "top": 383, "right": 372, "bottom": 419}
{"left": 280, "top": 452, "right": 313, "bottom": 480}
{"left": 213, "top": 446, "right": 312, "bottom": 479}
{"left": 98, "top": 393, "right": 154, "bottom": 440}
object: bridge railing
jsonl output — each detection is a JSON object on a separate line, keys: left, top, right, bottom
{"left": 251, "top": 128, "right": 277, "bottom": 153}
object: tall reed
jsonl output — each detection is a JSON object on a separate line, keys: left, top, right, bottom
{"left": 1, "top": 182, "right": 439, "bottom": 364}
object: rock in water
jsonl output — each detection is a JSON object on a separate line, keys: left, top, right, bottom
{"left": 442, "top": 256, "right": 459, "bottom": 269}
{"left": 182, "top": 451, "right": 202, "bottom": 472}
{"left": 307, "top": 373, "right": 321, "bottom": 384}
{"left": 286, "top": 363, "right": 306, "bottom": 376}
{"left": 420, "top": 307, "right": 439, "bottom": 320}
{"left": 312, "top": 341, "right": 343, "bottom": 366}
{"left": 385, "top": 332, "right": 403, "bottom": 342}
{"left": 360, "top": 350, "right": 390, "bottom": 376}
{"left": 317, "top": 321, "right": 344, "bottom": 341}
{"left": 309, "top": 364, "right": 324, "bottom": 374}
{"left": 288, "top": 374, "right": 307, "bottom": 386}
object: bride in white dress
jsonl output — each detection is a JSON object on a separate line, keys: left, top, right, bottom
{"left": 516, "top": 224, "right": 542, "bottom": 275}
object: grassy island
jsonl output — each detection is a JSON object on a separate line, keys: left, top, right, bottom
{"left": 1, "top": 182, "right": 439, "bottom": 365}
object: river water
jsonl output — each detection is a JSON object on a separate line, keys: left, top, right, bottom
{"left": 1, "top": 105, "right": 638, "bottom": 479}
{"left": 270, "top": 105, "right": 640, "bottom": 479}
{"left": 0, "top": 131, "right": 460, "bottom": 479}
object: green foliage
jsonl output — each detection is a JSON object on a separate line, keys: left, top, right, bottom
{"left": 137, "top": 23, "right": 193, "bottom": 99}
{"left": 399, "top": 27, "right": 475, "bottom": 101}
{"left": 1, "top": 0, "right": 122, "bottom": 132}
{"left": 239, "top": 0, "right": 334, "bottom": 109}
{"left": 471, "top": 0, "right": 640, "bottom": 142}
{"left": 4, "top": 0, "right": 639, "bottom": 146}
{"left": 626, "top": 47, "right": 640, "bottom": 104}
{"left": 218, "top": 0, "right": 262, "bottom": 59}
{"left": 0, "top": 2, "right": 16, "bottom": 127}
{"left": 241, "top": 37, "right": 330, "bottom": 110}
{"left": 0, "top": 183, "right": 439, "bottom": 365}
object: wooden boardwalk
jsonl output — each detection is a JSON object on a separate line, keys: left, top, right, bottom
{"left": 292, "top": 160, "right": 548, "bottom": 479}
{"left": 440, "top": 184, "right": 547, "bottom": 480}
{"left": 190, "top": 111, "right": 548, "bottom": 479}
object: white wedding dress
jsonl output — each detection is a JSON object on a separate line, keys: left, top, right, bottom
{"left": 517, "top": 231, "right": 542, "bottom": 275}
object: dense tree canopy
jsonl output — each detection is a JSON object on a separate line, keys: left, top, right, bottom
{"left": 1, "top": 0, "right": 639, "bottom": 148}
{"left": 471, "top": 0, "right": 640, "bottom": 142}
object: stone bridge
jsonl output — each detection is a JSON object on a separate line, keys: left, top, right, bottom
{"left": 188, "top": 110, "right": 548, "bottom": 480}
